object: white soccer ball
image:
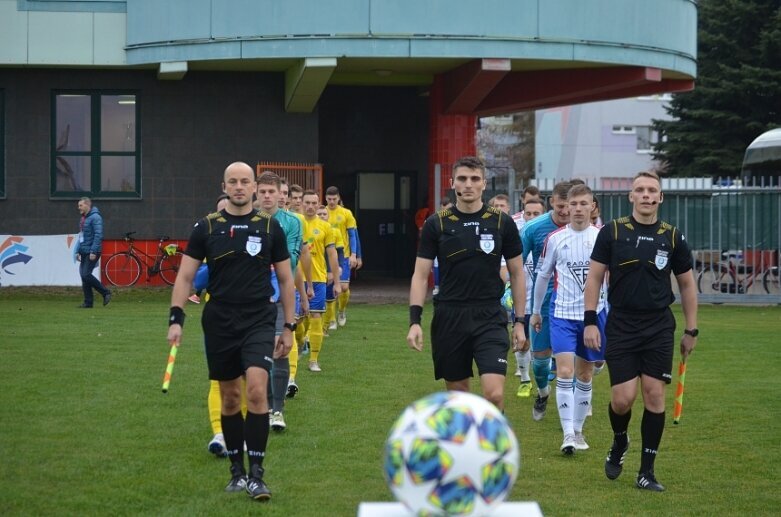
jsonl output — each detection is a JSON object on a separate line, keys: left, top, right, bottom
{"left": 384, "top": 391, "right": 520, "bottom": 516}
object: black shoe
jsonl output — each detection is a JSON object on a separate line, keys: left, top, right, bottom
{"left": 225, "top": 462, "right": 247, "bottom": 493}
{"left": 636, "top": 471, "right": 666, "bottom": 492}
{"left": 77, "top": 303, "right": 93, "bottom": 308}
{"left": 605, "top": 438, "right": 630, "bottom": 480}
{"left": 246, "top": 465, "right": 271, "bottom": 501}
{"left": 102, "top": 291, "right": 112, "bottom": 306}
{"left": 286, "top": 380, "right": 299, "bottom": 399}
{"left": 532, "top": 394, "right": 549, "bottom": 421}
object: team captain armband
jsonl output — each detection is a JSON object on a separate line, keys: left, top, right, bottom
{"left": 409, "top": 305, "right": 423, "bottom": 327}
{"left": 583, "top": 310, "right": 597, "bottom": 327}
{"left": 169, "top": 306, "right": 186, "bottom": 327}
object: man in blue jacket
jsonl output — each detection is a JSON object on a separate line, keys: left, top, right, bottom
{"left": 76, "top": 197, "right": 111, "bottom": 308}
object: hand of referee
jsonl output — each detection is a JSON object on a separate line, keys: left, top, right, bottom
{"left": 407, "top": 324, "right": 423, "bottom": 352}
{"left": 275, "top": 330, "right": 293, "bottom": 359}
{"left": 584, "top": 325, "right": 601, "bottom": 351}
{"left": 167, "top": 324, "right": 182, "bottom": 347}
{"left": 511, "top": 323, "right": 528, "bottom": 352}
{"left": 680, "top": 333, "right": 697, "bottom": 360}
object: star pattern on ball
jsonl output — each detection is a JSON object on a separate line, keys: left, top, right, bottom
{"left": 437, "top": 416, "right": 504, "bottom": 493}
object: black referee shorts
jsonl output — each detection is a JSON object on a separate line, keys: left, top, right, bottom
{"left": 605, "top": 308, "right": 675, "bottom": 386}
{"left": 202, "top": 300, "right": 277, "bottom": 380}
{"left": 430, "top": 302, "right": 510, "bottom": 382}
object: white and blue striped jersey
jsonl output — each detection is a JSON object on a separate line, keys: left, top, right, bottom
{"left": 532, "top": 224, "right": 606, "bottom": 320}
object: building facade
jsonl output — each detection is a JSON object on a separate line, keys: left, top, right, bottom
{"left": 0, "top": 0, "right": 697, "bottom": 276}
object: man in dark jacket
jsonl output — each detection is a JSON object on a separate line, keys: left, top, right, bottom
{"left": 77, "top": 197, "right": 111, "bottom": 308}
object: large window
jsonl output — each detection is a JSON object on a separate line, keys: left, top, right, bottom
{"left": 636, "top": 125, "right": 662, "bottom": 153}
{"left": 51, "top": 92, "right": 140, "bottom": 198}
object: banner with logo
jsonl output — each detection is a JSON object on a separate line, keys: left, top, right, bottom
{"left": 0, "top": 235, "right": 100, "bottom": 286}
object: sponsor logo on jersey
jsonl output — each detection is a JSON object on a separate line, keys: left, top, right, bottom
{"left": 636, "top": 235, "right": 654, "bottom": 247}
{"left": 567, "top": 262, "right": 590, "bottom": 292}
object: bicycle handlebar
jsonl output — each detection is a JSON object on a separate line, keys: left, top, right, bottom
{"left": 124, "top": 231, "right": 136, "bottom": 240}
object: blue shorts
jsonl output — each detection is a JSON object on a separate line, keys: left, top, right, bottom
{"left": 549, "top": 310, "right": 607, "bottom": 362}
{"left": 309, "top": 282, "right": 326, "bottom": 312}
{"left": 326, "top": 282, "right": 336, "bottom": 302}
{"left": 339, "top": 257, "right": 351, "bottom": 283}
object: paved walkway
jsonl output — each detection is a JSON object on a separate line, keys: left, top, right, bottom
{"left": 347, "top": 276, "right": 410, "bottom": 304}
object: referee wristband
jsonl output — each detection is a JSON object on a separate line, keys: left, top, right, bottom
{"left": 169, "top": 306, "right": 186, "bottom": 327}
{"left": 409, "top": 305, "right": 423, "bottom": 327}
{"left": 583, "top": 310, "right": 598, "bottom": 327}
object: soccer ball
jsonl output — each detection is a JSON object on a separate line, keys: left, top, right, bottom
{"left": 384, "top": 391, "right": 520, "bottom": 516}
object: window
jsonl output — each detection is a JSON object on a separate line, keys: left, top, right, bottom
{"left": 611, "top": 125, "right": 636, "bottom": 135}
{"left": 0, "top": 90, "right": 4, "bottom": 198}
{"left": 636, "top": 126, "right": 663, "bottom": 153}
{"left": 51, "top": 92, "right": 140, "bottom": 198}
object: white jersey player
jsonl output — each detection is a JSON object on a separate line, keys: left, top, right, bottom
{"left": 530, "top": 185, "right": 607, "bottom": 455}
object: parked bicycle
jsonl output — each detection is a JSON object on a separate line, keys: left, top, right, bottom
{"left": 103, "top": 232, "right": 183, "bottom": 287}
{"left": 697, "top": 249, "right": 780, "bottom": 295}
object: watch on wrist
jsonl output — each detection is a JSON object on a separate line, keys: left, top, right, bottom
{"left": 684, "top": 328, "right": 699, "bottom": 337}
{"left": 283, "top": 322, "right": 297, "bottom": 332}
{"left": 513, "top": 317, "right": 525, "bottom": 325}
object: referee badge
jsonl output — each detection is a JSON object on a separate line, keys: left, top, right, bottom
{"left": 479, "top": 234, "right": 495, "bottom": 254}
{"left": 246, "top": 235, "right": 262, "bottom": 256}
{"left": 655, "top": 250, "right": 669, "bottom": 270}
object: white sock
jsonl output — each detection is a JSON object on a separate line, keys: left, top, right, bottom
{"left": 515, "top": 350, "right": 531, "bottom": 382}
{"left": 574, "top": 378, "right": 593, "bottom": 433}
{"left": 556, "top": 377, "right": 574, "bottom": 435}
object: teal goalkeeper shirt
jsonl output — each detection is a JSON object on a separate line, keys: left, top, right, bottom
{"left": 273, "top": 209, "right": 302, "bottom": 273}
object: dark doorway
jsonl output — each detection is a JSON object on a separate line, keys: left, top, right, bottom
{"left": 356, "top": 171, "right": 417, "bottom": 278}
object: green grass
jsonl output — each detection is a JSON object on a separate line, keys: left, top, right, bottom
{"left": 1, "top": 288, "right": 779, "bottom": 516}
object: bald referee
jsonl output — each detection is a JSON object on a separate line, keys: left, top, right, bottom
{"left": 583, "top": 170, "right": 698, "bottom": 492}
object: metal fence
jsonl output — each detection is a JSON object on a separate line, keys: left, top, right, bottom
{"left": 527, "top": 178, "right": 781, "bottom": 305}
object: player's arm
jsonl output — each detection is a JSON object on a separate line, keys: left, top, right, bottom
{"left": 354, "top": 228, "right": 363, "bottom": 270}
{"left": 167, "top": 254, "right": 202, "bottom": 345}
{"left": 583, "top": 260, "right": 608, "bottom": 351}
{"left": 274, "top": 257, "right": 296, "bottom": 358}
{"left": 407, "top": 257, "right": 434, "bottom": 352}
{"left": 326, "top": 244, "right": 342, "bottom": 296}
{"left": 673, "top": 230, "right": 698, "bottom": 358}
{"left": 295, "top": 266, "right": 310, "bottom": 315}
{"left": 346, "top": 209, "right": 358, "bottom": 268}
{"left": 505, "top": 255, "right": 527, "bottom": 351}
{"left": 530, "top": 238, "right": 555, "bottom": 331}
{"left": 676, "top": 270, "right": 698, "bottom": 359}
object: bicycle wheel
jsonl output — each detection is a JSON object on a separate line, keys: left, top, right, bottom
{"left": 159, "top": 251, "right": 183, "bottom": 286}
{"left": 763, "top": 267, "right": 780, "bottom": 295}
{"left": 104, "top": 252, "right": 142, "bottom": 287}
{"left": 697, "top": 263, "right": 736, "bottom": 295}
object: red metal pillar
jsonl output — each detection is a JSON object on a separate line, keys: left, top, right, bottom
{"left": 428, "top": 75, "right": 477, "bottom": 210}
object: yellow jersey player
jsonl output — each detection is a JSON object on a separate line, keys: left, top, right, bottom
{"left": 325, "top": 186, "right": 360, "bottom": 327}
{"left": 302, "top": 190, "right": 342, "bottom": 372}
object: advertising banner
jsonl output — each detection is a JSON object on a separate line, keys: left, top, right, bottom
{"left": 0, "top": 235, "right": 100, "bottom": 287}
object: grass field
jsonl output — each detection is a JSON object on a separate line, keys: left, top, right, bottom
{"left": 1, "top": 288, "right": 779, "bottom": 516}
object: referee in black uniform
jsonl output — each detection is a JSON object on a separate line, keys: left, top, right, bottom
{"left": 167, "top": 162, "right": 296, "bottom": 501}
{"left": 407, "top": 156, "right": 528, "bottom": 411}
{"left": 583, "top": 170, "right": 698, "bottom": 492}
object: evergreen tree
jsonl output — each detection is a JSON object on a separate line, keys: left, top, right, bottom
{"left": 653, "top": 0, "right": 781, "bottom": 178}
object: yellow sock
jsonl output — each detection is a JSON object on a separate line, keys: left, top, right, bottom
{"left": 309, "top": 316, "right": 324, "bottom": 362}
{"left": 338, "top": 289, "right": 351, "bottom": 313}
{"left": 208, "top": 380, "right": 222, "bottom": 434}
{"left": 295, "top": 316, "right": 308, "bottom": 351}
{"left": 289, "top": 332, "right": 299, "bottom": 380}
{"left": 325, "top": 300, "right": 336, "bottom": 326}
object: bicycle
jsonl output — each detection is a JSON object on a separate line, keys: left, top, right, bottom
{"left": 103, "top": 232, "right": 183, "bottom": 287}
{"left": 697, "top": 249, "right": 780, "bottom": 295}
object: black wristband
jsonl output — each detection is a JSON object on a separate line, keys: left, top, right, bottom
{"left": 169, "top": 306, "right": 186, "bottom": 327}
{"left": 409, "top": 305, "right": 423, "bottom": 327}
{"left": 583, "top": 310, "right": 597, "bottom": 327}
